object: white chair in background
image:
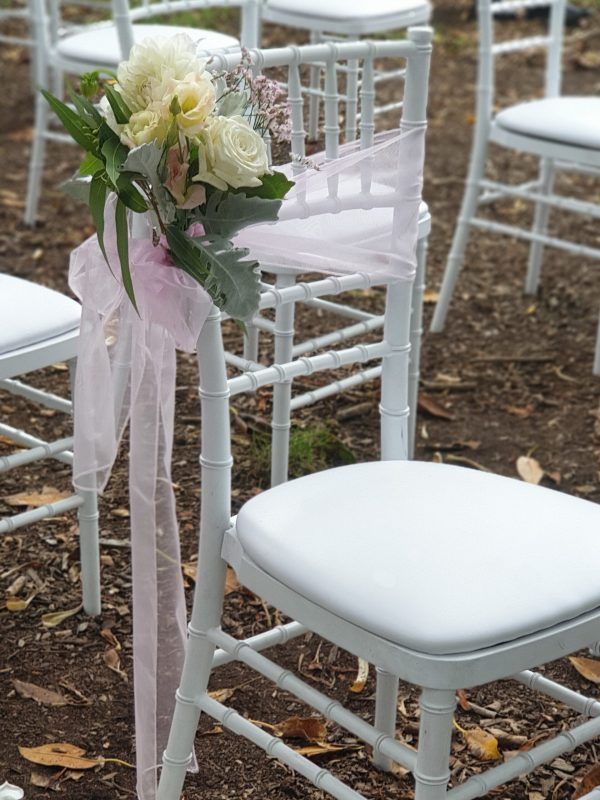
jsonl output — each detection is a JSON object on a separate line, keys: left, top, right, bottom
{"left": 24, "top": 0, "right": 256, "bottom": 225}
{"left": 0, "top": 273, "right": 101, "bottom": 616}
{"left": 260, "top": 0, "right": 432, "bottom": 141}
{"left": 155, "top": 36, "right": 600, "bottom": 800}
{"left": 430, "top": 0, "right": 600, "bottom": 373}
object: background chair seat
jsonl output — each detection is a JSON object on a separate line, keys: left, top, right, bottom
{"left": 264, "top": 0, "right": 430, "bottom": 33}
{"left": 56, "top": 23, "right": 239, "bottom": 67}
{"left": 236, "top": 459, "right": 600, "bottom": 655}
{"left": 0, "top": 274, "right": 80, "bottom": 356}
{"left": 495, "top": 96, "right": 600, "bottom": 150}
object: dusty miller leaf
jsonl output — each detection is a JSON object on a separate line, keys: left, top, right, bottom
{"left": 200, "top": 190, "right": 282, "bottom": 238}
{"left": 123, "top": 143, "right": 175, "bottom": 225}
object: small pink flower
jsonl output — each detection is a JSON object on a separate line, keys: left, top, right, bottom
{"left": 164, "top": 145, "right": 207, "bottom": 209}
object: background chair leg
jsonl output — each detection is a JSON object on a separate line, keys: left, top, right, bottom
{"left": 24, "top": 93, "right": 49, "bottom": 226}
{"left": 409, "top": 235, "right": 428, "bottom": 458}
{"left": 594, "top": 309, "right": 600, "bottom": 376}
{"left": 414, "top": 688, "right": 456, "bottom": 800}
{"left": 373, "top": 668, "right": 399, "bottom": 771}
{"left": 270, "top": 273, "right": 296, "bottom": 487}
{"left": 525, "top": 157, "right": 555, "bottom": 295}
{"left": 243, "top": 323, "right": 260, "bottom": 364}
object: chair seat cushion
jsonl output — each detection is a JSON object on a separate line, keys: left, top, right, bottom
{"left": 57, "top": 24, "right": 239, "bottom": 68}
{"left": 0, "top": 274, "right": 81, "bottom": 356}
{"left": 236, "top": 460, "right": 600, "bottom": 655}
{"left": 263, "top": 0, "right": 431, "bottom": 33}
{"left": 495, "top": 97, "right": 600, "bottom": 150}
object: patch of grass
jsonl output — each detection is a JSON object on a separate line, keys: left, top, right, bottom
{"left": 145, "top": 7, "right": 238, "bottom": 33}
{"left": 252, "top": 423, "right": 355, "bottom": 480}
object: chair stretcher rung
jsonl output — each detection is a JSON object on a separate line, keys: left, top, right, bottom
{"left": 212, "top": 621, "right": 308, "bottom": 668}
{"left": 224, "top": 352, "right": 263, "bottom": 373}
{"left": 197, "top": 694, "right": 366, "bottom": 800}
{"left": 0, "top": 494, "right": 83, "bottom": 534}
{"left": 447, "top": 714, "right": 600, "bottom": 800}
{"left": 0, "top": 435, "right": 74, "bottom": 472}
{"left": 0, "top": 378, "right": 72, "bottom": 413}
{"left": 292, "top": 315, "right": 383, "bottom": 357}
{"left": 469, "top": 217, "right": 600, "bottom": 260}
{"left": 0, "top": 423, "right": 73, "bottom": 466}
{"left": 492, "top": 35, "right": 550, "bottom": 55}
{"left": 303, "top": 297, "right": 376, "bottom": 322}
{"left": 206, "top": 626, "right": 418, "bottom": 771}
{"left": 258, "top": 273, "right": 376, "bottom": 311}
{"left": 478, "top": 179, "right": 600, "bottom": 219}
{"left": 512, "top": 670, "right": 600, "bottom": 717}
{"left": 290, "top": 366, "right": 381, "bottom": 410}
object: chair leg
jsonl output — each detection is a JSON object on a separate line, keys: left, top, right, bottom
{"left": 594, "top": 309, "right": 600, "bottom": 377}
{"left": 307, "top": 30, "right": 323, "bottom": 142}
{"left": 270, "top": 273, "right": 296, "bottom": 487}
{"left": 373, "top": 668, "right": 399, "bottom": 771}
{"left": 78, "top": 488, "right": 101, "bottom": 616}
{"left": 525, "top": 157, "right": 555, "bottom": 295}
{"left": 430, "top": 137, "right": 489, "bottom": 333}
{"left": 414, "top": 688, "right": 456, "bottom": 800}
{"left": 408, "top": 235, "right": 428, "bottom": 458}
{"left": 24, "top": 91, "right": 49, "bottom": 226}
{"left": 345, "top": 58, "right": 359, "bottom": 142}
{"left": 243, "top": 322, "right": 260, "bottom": 364}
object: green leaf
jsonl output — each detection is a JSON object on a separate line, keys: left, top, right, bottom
{"left": 166, "top": 227, "right": 261, "bottom": 321}
{"left": 41, "top": 89, "right": 96, "bottom": 152}
{"left": 115, "top": 198, "right": 137, "bottom": 312}
{"left": 102, "top": 136, "right": 128, "bottom": 186}
{"left": 200, "top": 191, "right": 283, "bottom": 239}
{"left": 79, "top": 152, "right": 104, "bottom": 177}
{"left": 61, "top": 174, "right": 91, "bottom": 204}
{"left": 115, "top": 175, "right": 148, "bottom": 213}
{"left": 80, "top": 70, "right": 103, "bottom": 99}
{"left": 104, "top": 83, "right": 132, "bottom": 124}
{"left": 89, "top": 175, "right": 109, "bottom": 266}
{"left": 122, "top": 144, "right": 174, "bottom": 223}
{"left": 70, "top": 92, "right": 102, "bottom": 128}
{"left": 235, "top": 171, "right": 294, "bottom": 200}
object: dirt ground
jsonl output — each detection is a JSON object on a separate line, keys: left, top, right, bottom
{"left": 1, "top": 2, "right": 600, "bottom": 798}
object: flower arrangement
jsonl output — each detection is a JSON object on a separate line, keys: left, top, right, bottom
{"left": 43, "top": 35, "right": 293, "bottom": 320}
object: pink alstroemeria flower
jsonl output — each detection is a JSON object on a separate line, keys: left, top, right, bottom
{"left": 164, "top": 144, "right": 207, "bottom": 209}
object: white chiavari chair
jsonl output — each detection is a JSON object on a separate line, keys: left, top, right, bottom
{"left": 0, "top": 273, "right": 101, "bottom": 616}
{"left": 156, "top": 35, "right": 600, "bottom": 800}
{"left": 430, "top": 0, "right": 600, "bottom": 373}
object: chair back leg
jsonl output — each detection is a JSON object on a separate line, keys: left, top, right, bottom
{"left": 525, "top": 157, "right": 556, "bottom": 295}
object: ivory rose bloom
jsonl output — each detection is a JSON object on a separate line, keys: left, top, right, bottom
{"left": 194, "top": 115, "right": 269, "bottom": 191}
{"left": 168, "top": 72, "right": 216, "bottom": 136}
{"left": 121, "top": 104, "right": 170, "bottom": 148}
{"left": 117, "top": 34, "right": 209, "bottom": 112}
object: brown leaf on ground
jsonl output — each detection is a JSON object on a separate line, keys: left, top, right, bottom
{"left": 182, "top": 563, "right": 240, "bottom": 595}
{"left": 293, "top": 742, "right": 359, "bottom": 757}
{"left": 12, "top": 679, "right": 69, "bottom": 707}
{"left": 457, "top": 689, "right": 471, "bottom": 711}
{"left": 573, "top": 764, "right": 600, "bottom": 799}
{"left": 100, "top": 628, "right": 121, "bottom": 650}
{"left": 568, "top": 656, "right": 600, "bottom": 684}
{"left": 273, "top": 716, "right": 328, "bottom": 743}
{"left": 454, "top": 721, "right": 501, "bottom": 761}
{"left": 19, "top": 743, "right": 99, "bottom": 770}
{"left": 418, "top": 395, "right": 455, "bottom": 420}
{"left": 208, "top": 688, "right": 235, "bottom": 703}
{"left": 516, "top": 455, "right": 544, "bottom": 484}
{"left": 103, "top": 648, "right": 128, "bottom": 681}
{"left": 41, "top": 605, "right": 82, "bottom": 628}
{"left": 350, "top": 658, "right": 369, "bottom": 693}
{"left": 3, "top": 487, "right": 70, "bottom": 507}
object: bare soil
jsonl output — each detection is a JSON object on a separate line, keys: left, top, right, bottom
{"left": 1, "top": 3, "right": 600, "bottom": 798}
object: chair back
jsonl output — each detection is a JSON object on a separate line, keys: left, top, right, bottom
{"left": 111, "top": 0, "right": 259, "bottom": 55}
{"left": 477, "top": 0, "right": 566, "bottom": 123}
{"left": 195, "top": 32, "right": 431, "bottom": 535}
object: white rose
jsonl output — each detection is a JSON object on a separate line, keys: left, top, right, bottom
{"left": 117, "top": 34, "right": 209, "bottom": 112}
{"left": 168, "top": 72, "right": 216, "bottom": 136}
{"left": 121, "top": 104, "right": 170, "bottom": 148}
{"left": 194, "top": 115, "right": 269, "bottom": 191}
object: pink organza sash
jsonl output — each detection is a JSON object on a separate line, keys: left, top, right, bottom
{"left": 68, "top": 126, "right": 424, "bottom": 800}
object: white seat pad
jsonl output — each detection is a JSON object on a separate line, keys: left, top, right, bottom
{"left": 495, "top": 97, "right": 600, "bottom": 150}
{"left": 0, "top": 274, "right": 81, "bottom": 356}
{"left": 264, "top": 0, "right": 430, "bottom": 30}
{"left": 57, "top": 24, "right": 239, "bottom": 68}
{"left": 236, "top": 460, "right": 600, "bottom": 655}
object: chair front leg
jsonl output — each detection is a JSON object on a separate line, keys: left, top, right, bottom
{"left": 373, "top": 668, "right": 400, "bottom": 772}
{"left": 414, "top": 688, "right": 456, "bottom": 800}
{"left": 525, "top": 157, "right": 555, "bottom": 295}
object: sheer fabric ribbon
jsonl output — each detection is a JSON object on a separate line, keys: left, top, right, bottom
{"left": 68, "top": 126, "right": 424, "bottom": 800}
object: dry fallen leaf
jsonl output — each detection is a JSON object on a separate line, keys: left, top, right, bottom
{"left": 350, "top": 658, "right": 369, "bottom": 693}
{"left": 456, "top": 689, "right": 471, "bottom": 711}
{"left": 182, "top": 564, "right": 240, "bottom": 595}
{"left": 19, "top": 743, "right": 99, "bottom": 770}
{"left": 418, "top": 395, "right": 455, "bottom": 421}
{"left": 454, "top": 721, "right": 501, "bottom": 761}
{"left": 30, "top": 767, "right": 63, "bottom": 789}
{"left": 5, "top": 595, "right": 36, "bottom": 612}
{"left": 3, "top": 488, "right": 70, "bottom": 507}
{"left": 573, "top": 763, "right": 600, "bottom": 799}
{"left": 12, "top": 680, "right": 69, "bottom": 707}
{"left": 208, "top": 687, "right": 235, "bottom": 703}
{"left": 568, "top": 656, "right": 600, "bottom": 684}
{"left": 516, "top": 455, "right": 544, "bottom": 485}
{"left": 41, "top": 605, "right": 82, "bottom": 628}
{"left": 273, "top": 716, "right": 328, "bottom": 743}
{"left": 293, "top": 742, "right": 359, "bottom": 757}
{"left": 100, "top": 628, "right": 121, "bottom": 650}
{"left": 103, "top": 648, "right": 128, "bottom": 681}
